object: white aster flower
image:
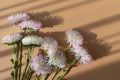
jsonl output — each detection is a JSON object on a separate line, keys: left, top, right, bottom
{"left": 41, "top": 37, "right": 58, "bottom": 55}
{"left": 47, "top": 48, "right": 58, "bottom": 56}
{"left": 2, "top": 33, "right": 23, "bottom": 44}
{"left": 48, "top": 51, "right": 66, "bottom": 68}
{"left": 19, "top": 20, "right": 42, "bottom": 31}
{"left": 8, "top": 13, "right": 30, "bottom": 24}
{"left": 30, "top": 54, "right": 52, "bottom": 75}
{"left": 70, "top": 44, "right": 82, "bottom": 54}
{"left": 71, "top": 46, "right": 92, "bottom": 64}
{"left": 22, "top": 35, "right": 42, "bottom": 46}
{"left": 66, "top": 30, "right": 83, "bottom": 46}
{"left": 79, "top": 52, "right": 92, "bottom": 64}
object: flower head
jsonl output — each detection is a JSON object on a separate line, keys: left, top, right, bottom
{"left": 71, "top": 46, "right": 92, "bottom": 64}
{"left": 2, "top": 33, "right": 23, "bottom": 45}
{"left": 79, "top": 52, "right": 92, "bottom": 64}
{"left": 8, "top": 13, "right": 30, "bottom": 24}
{"left": 66, "top": 30, "right": 83, "bottom": 46}
{"left": 19, "top": 20, "right": 42, "bottom": 31}
{"left": 41, "top": 37, "right": 58, "bottom": 55}
{"left": 48, "top": 51, "right": 66, "bottom": 68}
{"left": 30, "top": 54, "right": 52, "bottom": 75}
{"left": 70, "top": 44, "right": 82, "bottom": 54}
{"left": 22, "top": 35, "right": 42, "bottom": 46}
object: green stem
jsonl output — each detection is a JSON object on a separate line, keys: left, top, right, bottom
{"left": 12, "top": 44, "right": 18, "bottom": 80}
{"left": 35, "top": 75, "right": 40, "bottom": 80}
{"left": 16, "top": 43, "right": 20, "bottom": 80}
{"left": 57, "top": 58, "right": 78, "bottom": 80}
{"left": 22, "top": 47, "right": 32, "bottom": 80}
{"left": 52, "top": 67, "right": 61, "bottom": 80}
{"left": 18, "top": 42, "right": 23, "bottom": 80}
{"left": 43, "top": 74, "right": 49, "bottom": 80}
{"left": 27, "top": 69, "right": 34, "bottom": 80}
{"left": 21, "top": 62, "right": 29, "bottom": 80}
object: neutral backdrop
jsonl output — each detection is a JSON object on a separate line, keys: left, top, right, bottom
{"left": 0, "top": 0, "right": 120, "bottom": 80}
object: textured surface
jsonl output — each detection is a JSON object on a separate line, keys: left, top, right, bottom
{"left": 0, "top": 0, "right": 120, "bottom": 80}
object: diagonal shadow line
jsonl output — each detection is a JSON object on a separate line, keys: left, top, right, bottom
{"left": 0, "top": 63, "right": 25, "bottom": 73}
{"left": 0, "top": 0, "right": 67, "bottom": 19}
{"left": 51, "top": 0, "right": 98, "bottom": 13}
{"left": 0, "top": 0, "right": 38, "bottom": 11}
{"left": 110, "top": 49, "right": 120, "bottom": 54}
{"left": 0, "top": 24, "right": 10, "bottom": 30}
{"left": 2, "top": 77, "right": 11, "bottom": 80}
{"left": 79, "top": 14, "right": 120, "bottom": 30}
{"left": 68, "top": 58, "right": 120, "bottom": 80}
{"left": 0, "top": 49, "right": 12, "bottom": 57}
{"left": 0, "top": 66, "right": 13, "bottom": 73}
{"left": 110, "top": 41, "right": 120, "bottom": 45}
{"left": 0, "top": 0, "right": 97, "bottom": 30}
{"left": 25, "top": 0, "right": 67, "bottom": 12}
{"left": 101, "top": 32, "right": 120, "bottom": 40}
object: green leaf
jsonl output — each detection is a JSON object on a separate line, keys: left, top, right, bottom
{"left": 10, "top": 59, "right": 14, "bottom": 64}
{"left": 11, "top": 71, "right": 14, "bottom": 78}
{"left": 14, "top": 60, "right": 18, "bottom": 68}
{"left": 13, "top": 48, "right": 17, "bottom": 54}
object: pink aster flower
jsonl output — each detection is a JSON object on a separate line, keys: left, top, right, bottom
{"left": 66, "top": 30, "right": 83, "bottom": 47}
{"left": 30, "top": 54, "right": 52, "bottom": 75}
{"left": 41, "top": 37, "right": 58, "bottom": 56}
{"left": 2, "top": 33, "right": 23, "bottom": 44}
{"left": 8, "top": 13, "right": 30, "bottom": 24}
{"left": 48, "top": 51, "right": 66, "bottom": 68}
{"left": 71, "top": 45, "right": 92, "bottom": 64}
{"left": 19, "top": 20, "right": 42, "bottom": 31}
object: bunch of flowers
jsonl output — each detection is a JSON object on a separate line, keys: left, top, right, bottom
{"left": 2, "top": 13, "right": 93, "bottom": 80}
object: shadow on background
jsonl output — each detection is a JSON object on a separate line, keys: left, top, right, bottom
{"left": 0, "top": 0, "right": 97, "bottom": 20}
{"left": 0, "top": 0, "right": 67, "bottom": 19}
{"left": 67, "top": 59, "right": 120, "bottom": 80}
{"left": 0, "top": 0, "right": 38, "bottom": 11}
{"left": 0, "top": 49, "right": 11, "bottom": 57}
{"left": 2, "top": 27, "right": 111, "bottom": 80}
{"left": 36, "top": 28, "right": 111, "bottom": 60}
{"left": 80, "top": 14, "right": 120, "bottom": 30}
{"left": 0, "top": 0, "right": 98, "bottom": 30}
{"left": 29, "top": 11, "right": 64, "bottom": 28}
{"left": 0, "top": 11, "right": 63, "bottom": 58}
{"left": 75, "top": 28, "right": 111, "bottom": 60}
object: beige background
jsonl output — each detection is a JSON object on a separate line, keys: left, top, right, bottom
{"left": 0, "top": 0, "right": 120, "bottom": 80}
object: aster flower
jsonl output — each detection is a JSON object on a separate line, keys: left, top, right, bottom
{"left": 70, "top": 44, "right": 82, "bottom": 55}
{"left": 41, "top": 37, "right": 58, "bottom": 55}
{"left": 30, "top": 54, "right": 52, "bottom": 75}
{"left": 79, "top": 52, "right": 92, "bottom": 64}
{"left": 2, "top": 33, "right": 23, "bottom": 45}
{"left": 48, "top": 51, "right": 66, "bottom": 68}
{"left": 71, "top": 46, "right": 92, "bottom": 64}
{"left": 8, "top": 13, "right": 30, "bottom": 24}
{"left": 19, "top": 20, "right": 42, "bottom": 31}
{"left": 66, "top": 30, "right": 83, "bottom": 47}
{"left": 22, "top": 35, "right": 42, "bottom": 46}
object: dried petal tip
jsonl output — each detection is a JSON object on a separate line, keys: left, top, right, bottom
{"left": 8, "top": 13, "right": 30, "bottom": 24}
{"left": 2, "top": 33, "right": 23, "bottom": 45}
